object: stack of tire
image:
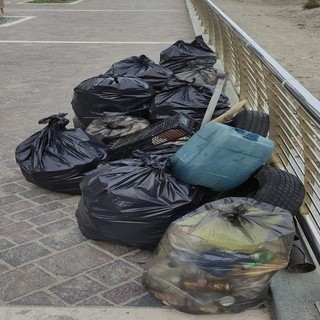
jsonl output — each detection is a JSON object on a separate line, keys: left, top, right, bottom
{"left": 225, "top": 108, "right": 310, "bottom": 273}
{"left": 227, "top": 109, "right": 305, "bottom": 216}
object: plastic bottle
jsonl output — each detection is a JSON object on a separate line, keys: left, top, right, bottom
{"left": 243, "top": 250, "right": 276, "bottom": 269}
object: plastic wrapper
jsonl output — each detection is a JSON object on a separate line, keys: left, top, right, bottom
{"left": 76, "top": 152, "right": 207, "bottom": 249}
{"left": 149, "top": 78, "right": 230, "bottom": 122}
{"left": 71, "top": 75, "right": 154, "bottom": 127}
{"left": 160, "top": 35, "right": 217, "bottom": 73}
{"left": 85, "top": 114, "right": 150, "bottom": 146}
{"left": 104, "top": 55, "right": 173, "bottom": 90}
{"left": 15, "top": 113, "right": 109, "bottom": 195}
{"left": 143, "top": 197, "right": 295, "bottom": 314}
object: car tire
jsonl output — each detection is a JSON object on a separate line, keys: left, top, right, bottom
{"left": 218, "top": 165, "right": 305, "bottom": 216}
{"left": 230, "top": 110, "right": 270, "bottom": 137}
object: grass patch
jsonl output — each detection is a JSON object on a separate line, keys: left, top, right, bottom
{"left": 28, "top": 0, "right": 76, "bottom": 3}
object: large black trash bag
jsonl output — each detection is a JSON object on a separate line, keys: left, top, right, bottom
{"left": 134, "top": 143, "right": 183, "bottom": 162}
{"left": 159, "top": 35, "right": 217, "bottom": 73}
{"left": 71, "top": 75, "right": 154, "bottom": 127}
{"left": 15, "top": 113, "right": 109, "bottom": 195}
{"left": 149, "top": 78, "right": 230, "bottom": 122}
{"left": 104, "top": 55, "right": 173, "bottom": 90}
{"left": 76, "top": 152, "right": 205, "bottom": 249}
{"left": 175, "top": 64, "right": 226, "bottom": 86}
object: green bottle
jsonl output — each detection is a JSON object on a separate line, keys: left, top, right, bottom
{"left": 243, "top": 250, "right": 276, "bottom": 269}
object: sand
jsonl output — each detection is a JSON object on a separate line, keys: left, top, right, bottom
{"left": 210, "top": 0, "right": 320, "bottom": 100}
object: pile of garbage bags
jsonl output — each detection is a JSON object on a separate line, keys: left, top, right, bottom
{"left": 14, "top": 36, "right": 305, "bottom": 314}
{"left": 71, "top": 35, "right": 229, "bottom": 129}
{"left": 15, "top": 35, "right": 230, "bottom": 196}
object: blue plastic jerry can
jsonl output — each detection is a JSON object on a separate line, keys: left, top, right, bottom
{"left": 170, "top": 122, "right": 275, "bottom": 191}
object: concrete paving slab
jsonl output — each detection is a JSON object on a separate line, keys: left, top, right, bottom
{"left": 0, "top": 11, "right": 193, "bottom": 42}
{"left": 0, "top": 306, "right": 272, "bottom": 320}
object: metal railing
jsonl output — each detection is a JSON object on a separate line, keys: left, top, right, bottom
{"left": 190, "top": 0, "right": 320, "bottom": 263}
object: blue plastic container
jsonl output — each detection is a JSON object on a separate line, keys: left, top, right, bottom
{"left": 170, "top": 122, "right": 275, "bottom": 191}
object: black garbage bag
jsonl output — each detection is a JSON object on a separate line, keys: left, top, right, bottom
{"left": 143, "top": 197, "right": 295, "bottom": 314}
{"left": 104, "top": 55, "right": 173, "bottom": 90}
{"left": 71, "top": 75, "right": 154, "bottom": 127}
{"left": 175, "top": 65, "right": 226, "bottom": 86}
{"left": 159, "top": 36, "right": 217, "bottom": 73}
{"left": 135, "top": 143, "right": 183, "bottom": 162}
{"left": 15, "top": 113, "right": 109, "bottom": 195}
{"left": 149, "top": 78, "right": 230, "bottom": 122}
{"left": 76, "top": 152, "right": 206, "bottom": 249}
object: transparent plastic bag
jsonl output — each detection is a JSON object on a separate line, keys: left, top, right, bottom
{"left": 85, "top": 114, "right": 150, "bottom": 146}
{"left": 143, "top": 197, "right": 295, "bottom": 314}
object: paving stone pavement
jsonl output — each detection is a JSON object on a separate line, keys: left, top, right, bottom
{"left": 0, "top": 0, "right": 194, "bottom": 307}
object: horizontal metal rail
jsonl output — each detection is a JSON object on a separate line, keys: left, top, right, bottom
{"left": 191, "top": 0, "right": 320, "bottom": 263}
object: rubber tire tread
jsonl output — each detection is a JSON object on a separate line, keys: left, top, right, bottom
{"left": 230, "top": 110, "right": 270, "bottom": 137}
{"left": 252, "top": 165, "right": 305, "bottom": 215}
{"left": 217, "top": 165, "right": 305, "bottom": 215}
